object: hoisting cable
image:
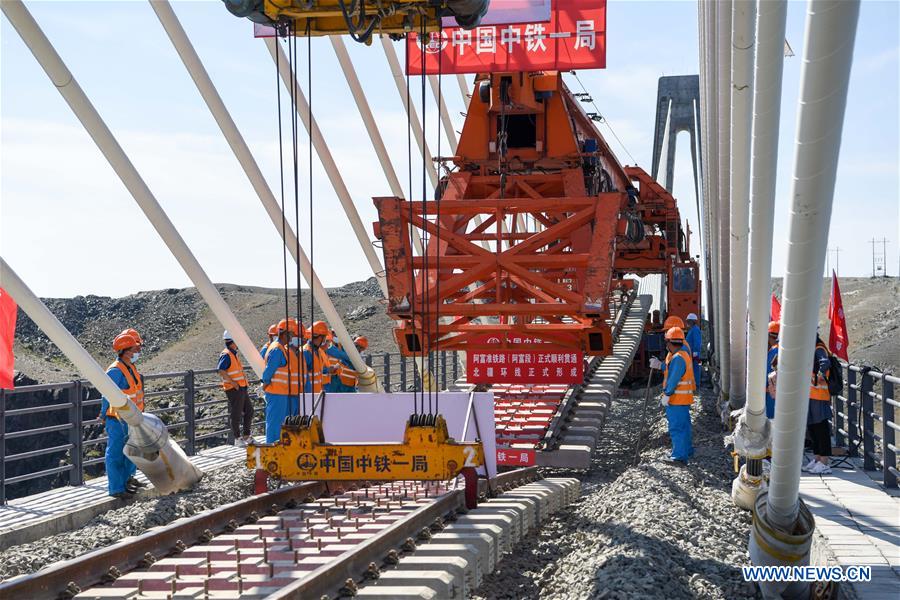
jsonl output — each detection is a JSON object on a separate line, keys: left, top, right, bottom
{"left": 420, "top": 15, "right": 432, "bottom": 416}
{"left": 289, "top": 24, "right": 306, "bottom": 417}
{"left": 434, "top": 19, "right": 444, "bottom": 417}
{"left": 405, "top": 40, "right": 420, "bottom": 417}
{"left": 306, "top": 21, "right": 316, "bottom": 416}
{"left": 275, "top": 25, "right": 293, "bottom": 407}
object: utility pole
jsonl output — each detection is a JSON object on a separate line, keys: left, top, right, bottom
{"left": 881, "top": 237, "right": 889, "bottom": 277}
{"left": 869, "top": 238, "right": 877, "bottom": 278}
{"left": 833, "top": 246, "right": 840, "bottom": 277}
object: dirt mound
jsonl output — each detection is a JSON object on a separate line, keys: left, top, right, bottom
{"left": 13, "top": 278, "right": 393, "bottom": 383}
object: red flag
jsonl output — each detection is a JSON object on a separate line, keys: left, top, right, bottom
{"left": 770, "top": 293, "right": 782, "bottom": 322}
{"left": 0, "top": 287, "right": 16, "bottom": 389}
{"left": 828, "top": 272, "right": 850, "bottom": 361}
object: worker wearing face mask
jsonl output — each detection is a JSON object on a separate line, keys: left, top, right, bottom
{"left": 100, "top": 330, "right": 148, "bottom": 499}
{"left": 260, "top": 324, "right": 277, "bottom": 359}
{"left": 260, "top": 318, "right": 301, "bottom": 443}
{"left": 649, "top": 327, "right": 696, "bottom": 465}
{"left": 303, "top": 321, "right": 334, "bottom": 394}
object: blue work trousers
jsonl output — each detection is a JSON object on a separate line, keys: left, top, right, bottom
{"left": 264, "top": 393, "right": 299, "bottom": 443}
{"left": 692, "top": 363, "right": 701, "bottom": 389}
{"left": 105, "top": 417, "right": 137, "bottom": 495}
{"left": 665, "top": 404, "right": 694, "bottom": 462}
{"left": 765, "top": 393, "right": 776, "bottom": 420}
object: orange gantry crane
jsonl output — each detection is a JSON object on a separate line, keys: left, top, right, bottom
{"left": 374, "top": 71, "right": 700, "bottom": 357}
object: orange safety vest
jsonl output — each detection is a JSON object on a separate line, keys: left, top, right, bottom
{"left": 339, "top": 362, "right": 359, "bottom": 387}
{"left": 263, "top": 342, "right": 301, "bottom": 396}
{"left": 106, "top": 359, "right": 145, "bottom": 417}
{"left": 665, "top": 349, "right": 695, "bottom": 405}
{"left": 304, "top": 344, "right": 330, "bottom": 393}
{"left": 219, "top": 348, "right": 248, "bottom": 390}
{"left": 810, "top": 342, "right": 831, "bottom": 402}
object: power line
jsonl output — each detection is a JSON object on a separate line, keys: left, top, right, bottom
{"left": 570, "top": 71, "right": 638, "bottom": 165}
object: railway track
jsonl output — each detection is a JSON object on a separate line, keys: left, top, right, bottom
{"left": 0, "top": 467, "right": 579, "bottom": 599}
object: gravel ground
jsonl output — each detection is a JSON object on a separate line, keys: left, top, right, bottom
{"left": 0, "top": 463, "right": 254, "bottom": 582}
{"left": 474, "top": 387, "right": 756, "bottom": 600}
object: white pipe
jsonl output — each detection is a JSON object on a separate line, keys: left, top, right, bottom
{"left": 767, "top": 0, "right": 860, "bottom": 530}
{"left": 745, "top": 0, "right": 788, "bottom": 433}
{"left": 716, "top": 0, "right": 733, "bottom": 403}
{"left": 702, "top": 0, "right": 721, "bottom": 369}
{"left": 0, "top": 257, "right": 203, "bottom": 493}
{"left": 265, "top": 38, "right": 388, "bottom": 299}
{"left": 330, "top": 35, "right": 424, "bottom": 256}
{"left": 456, "top": 74, "right": 470, "bottom": 107}
{"left": 1, "top": 0, "right": 263, "bottom": 379}
{"left": 150, "top": 2, "right": 373, "bottom": 381}
{"left": 728, "top": 0, "right": 756, "bottom": 409}
{"left": 428, "top": 75, "right": 459, "bottom": 153}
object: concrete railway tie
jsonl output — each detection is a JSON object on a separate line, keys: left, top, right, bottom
{"left": 357, "top": 478, "right": 581, "bottom": 599}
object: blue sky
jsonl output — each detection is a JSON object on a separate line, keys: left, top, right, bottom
{"left": 1, "top": 0, "right": 897, "bottom": 298}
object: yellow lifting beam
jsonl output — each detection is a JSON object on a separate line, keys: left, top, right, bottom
{"left": 248, "top": 414, "right": 485, "bottom": 483}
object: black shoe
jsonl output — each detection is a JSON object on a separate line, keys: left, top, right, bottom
{"left": 126, "top": 477, "right": 147, "bottom": 489}
{"left": 111, "top": 491, "right": 135, "bottom": 500}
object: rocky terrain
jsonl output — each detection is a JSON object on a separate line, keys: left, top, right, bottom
{"left": 12, "top": 277, "right": 393, "bottom": 383}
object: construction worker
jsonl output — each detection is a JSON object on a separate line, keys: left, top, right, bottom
{"left": 261, "top": 318, "right": 301, "bottom": 443}
{"left": 100, "top": 330, "right": 148, "bottom": 499}
{"left": 685, "top": 313, "right": 702, "bottom": 387}
{"left": 804, "top": 334, "right": 834, "bottom": 474}
{"left": 302, "top": 321, "right": 333, "bottom": 394}
{"left": 260, "top": 324, "right": 277, "bottom": 359}
{"left": 218, "top": 330, "right": 253, "bottom": 446}
{"left": 765, "top": 321, "right": 780, "bottom": 419}
{"left": 649, "top": 327, "right": 696, "bottom": 465}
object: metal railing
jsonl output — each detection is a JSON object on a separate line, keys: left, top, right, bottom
{"left": 832, "top": 362, "right": 898, "bottom": 489}
{"left": 0, "top": 351, "right": 460, "bottom": 504}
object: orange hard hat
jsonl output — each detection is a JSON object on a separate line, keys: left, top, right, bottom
{"left": 311, "top": 321, "right": 329, "bottom": 337}
{"left": 663, "top": 316, "right": 685, "bottom": 330}
{"left": 354, "top": 335, "right": 369, "bottom": 350}
{"left": 768, "top": 321, "right": 781, "bottom": 335}
{"left": 300, "top": 323, "right": 309, "bottom": 339}
{"left": 665, "top": 327, "right": 685, "bottom": 342}
{"left": 113, "top": 332, "right": 140, "bottom": 352}
{"left": 277, "top": 318, "right": 300, "bottom": 335}
{"left": 267, "top": 323, "right": 278, "bottom": 336}
{"left": 122, "top": 328, "right": 142, "bottom": 344}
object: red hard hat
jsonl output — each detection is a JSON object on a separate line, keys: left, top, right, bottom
{"left": 663, "top": 316, "right": 685, "bottom": 330}
{"left": 311, "top": 321, "right": 329, "bottom": 337}
{"left": 113, "top": 332, "right": 140, "bottom": 352}
{"left": 665, "top": 327, "right": 685, "bottom": 342}
{"left": 277, "top": 318, "right": 300, "bottom": 335}
{"left": 768, "top": 321, "right": 781, "bottom": 335}
{"left": 267, "top": 323, "right": 278, "bottom": 336}
{"left": 354, "top": 335, "right": 369, "bottom": 350}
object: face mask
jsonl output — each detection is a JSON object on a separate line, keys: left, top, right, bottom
{"left": 290, "top": 337, "right": 300, "bottom": 347}
{"left": 130, "top": 352, "right": 141, "bottom": 363}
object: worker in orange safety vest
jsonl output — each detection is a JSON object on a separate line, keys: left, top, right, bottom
{"left": 649, "top": 327, "right": 696, "bottom": 465}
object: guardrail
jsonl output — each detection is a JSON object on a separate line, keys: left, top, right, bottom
{"left": 0, "top": 351, "right": 460, "bottom": 504}
{"left": 833, "top": 363, "right": 898, "bottom": 488}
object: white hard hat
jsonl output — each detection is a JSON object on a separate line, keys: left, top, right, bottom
{"left": 687, "top": 313, "right": 698, "bottom": 322}
{"left": 223, "top": 330, "right": 232, "bottom": 340}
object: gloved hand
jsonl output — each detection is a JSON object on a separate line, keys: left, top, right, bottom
{"left": 649, "top": 357, "right": 663, "bottom": 370}
{"left": 659, "top": 394, "right": 670, "bottom": 407}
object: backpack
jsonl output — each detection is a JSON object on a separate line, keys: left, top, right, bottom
{"left": 825, "top": 355, "right": 844, "bottom": 396}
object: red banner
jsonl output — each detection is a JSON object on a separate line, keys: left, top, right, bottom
{"left": 0, "top": 288, "right": 16, "bottom": 389}
{"left": 770, "top": 293, "right": 781, "bottom": 322}
{"left": 406, "top": 0, "right": 606, "bottom": 75}
{"left": 496, "top": 448, "right": 536, "bottom": 466}
{"left": 468, "top": 345, "right": 583, "bottom": 384}
{"left": 828, "top": 272, "right": 849, "bottom": 361}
